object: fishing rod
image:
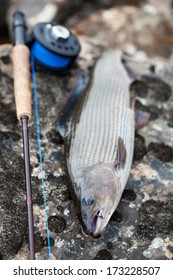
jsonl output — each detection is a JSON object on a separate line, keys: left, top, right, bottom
{"left": 12, "top": 11, "right": 35, "bottom": 260}
{"left": 11, "top": 11, "right": 81, "bottom": 259}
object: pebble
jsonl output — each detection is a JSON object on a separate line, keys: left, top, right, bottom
{"left": 94, "top": 249, "right": 112, "bottom": 260}
{"left": 150, "top": 237, "right": 164, "bottom": 249}
{"left": 64, "top": 208, "right": 70, "bottom": 216}
{"left": 56, "top": 238, "right": 64, "bottom": 248}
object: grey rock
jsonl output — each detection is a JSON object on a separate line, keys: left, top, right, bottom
{"left": 0, "top": 146, "right": 27, "bottom": 259}
{"left": 1, "top": 1, "right": 173, "bottom": 260}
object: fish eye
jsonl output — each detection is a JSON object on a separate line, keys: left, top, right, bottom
{"left": 82, "top": 197, "right": 95, "bottom": 207}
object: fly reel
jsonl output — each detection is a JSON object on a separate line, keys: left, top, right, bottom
{"left": 30, "top": 22, "right": 81, "bottom": 72}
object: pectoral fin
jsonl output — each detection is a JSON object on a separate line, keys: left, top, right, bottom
{"left": 57, "top": 73, "right": 89, "bottom": 138}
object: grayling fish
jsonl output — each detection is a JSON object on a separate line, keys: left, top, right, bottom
{"left": 60, "top": 50, "right": 135, "bottom": 236}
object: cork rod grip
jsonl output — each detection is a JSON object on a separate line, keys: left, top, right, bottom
{"left": 12, "top": 44, "right": 32, "bottom": 121}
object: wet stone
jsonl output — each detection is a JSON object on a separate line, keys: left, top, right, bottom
{"left": 148, "top": 105, "right": 160, "bottom": 120}
{"left": 0, "top": 146, "right": 28, "bottom": 258}
{"left": 32, "top": 183, "right": 44, "bottom": 205}
{"left": 48, "top": 215, "right": 67, "bottom": 233}
{"left": 107, "top": 241, "right": 114, "bottom": 250}
{"left": 60, "top": 190, "right": 71, "bottom": 202}
{"left": 130, "top": 80, "right": 148, "bottom": 98}
{"left": 149, "top": 65, "right": 156, "bottom": 73}
{"left": 49, "top": 175, "right": 71, "bottom": 189}
{"left": 131, "top": 76, "right": 172, "bottom": 102}
{"left": 135, "top": 197, "right": 173, "bottom": 241}
{"left": 0, "top": 131, "right": 21, "bottom": 142}
{"left": 37, "top": 248, "right": 51, "bottom": 260}
{"left": 34, "top": 226, "right": 38, "bottom": 232}
{"left": 133, "top": 133, "right": 147, "bottom": 162}
{"left": 44, "top": 237, "right": 55, "bottom": 247}
{"left": 110, "top": 210, "right": 123, "bottom": 223}
{"left": 162, "top": 106, "right": 173, "bottom": 121}
{"left": 34, "top": 233, "right": 44, "bottom": 252}
{"left": 46, "top": 129, "right": 64, "bottom": 145}
{"left": 34, "top": 216, "right": 39, "bottom": 224}
{"left": 150, "top": 160, "right": 173, "bottom": 181}
{"left": 134, "top": 100, "right": 148, "bottom": 112}
{"left": 0, "top": 102, "right": 18, "bottom": 126}
{"left": 80, "top": 225, "right": 90, "bottom": 236}
{"left": 94, "top": 249, "right": 112, "bottom": 260}
{"left": 56, "top": 205, "right": 63, "bottom": 212}
{"left": 135, "top": 100, "right": 162, "bottom": 121}
{"left": 0, "top": 213, "right": 27, "bottom": 258}
{"left": 80, "top": 242, "right": 85, "bottom": 249}
{"left": 135, "top": 100, "right": 160, "bottom": 121}
{"left": 148, "top": 142, "right": 173, "bottom": 162}
{"left": 167, "top": 120, "right": 173, "bottom": 128}
{"left": 166, "top": 245, "right": 173, "bottom": 254}
{"left": 141, "top": 76, "right": 172, "bottom": 102}
{"left": 60, "top": 249, "right": 80, "bottom": 260}
{"left": 1, "top": 55, "right": 10, "bottom": 65}
{"left": 40, "top": 229, "right": 48, "bottom": 236}
{"left": 122, "top": 189, "right": 137, "bottom": 201}
{"left": 51, "top": 151, "right": 64, "bottom": 162}
{"left": 103, "top": 224, "right": 121, "bottom": 241}
{"left": 36, "top": 153, "right": 44, "bottom": 163}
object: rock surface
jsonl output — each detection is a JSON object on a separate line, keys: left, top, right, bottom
{"left": 0, "top": 0, "right": 173, "bottom": 260}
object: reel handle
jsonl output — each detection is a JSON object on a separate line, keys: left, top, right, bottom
{"left": 12, "top": 11, "right": 32, "bottom": 121}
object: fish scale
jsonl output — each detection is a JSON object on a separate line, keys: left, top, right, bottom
{"left": 67, "top": 50, "right": 134, "bottom": 185}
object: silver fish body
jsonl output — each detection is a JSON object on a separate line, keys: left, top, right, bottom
{"left": 65, "top": 50, "right": 135, "bottom": 236}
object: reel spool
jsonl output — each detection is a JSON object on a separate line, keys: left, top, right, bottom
{"left": 30, "top": 22, "right": 81, "bottom": 72}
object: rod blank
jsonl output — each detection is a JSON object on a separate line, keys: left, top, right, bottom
{"left": 21, "top": 116, "right": 35, "bottom": 260}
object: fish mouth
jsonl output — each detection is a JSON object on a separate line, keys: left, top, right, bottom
{"left": 90, "top": 210, "right": 105, "bottom": 236}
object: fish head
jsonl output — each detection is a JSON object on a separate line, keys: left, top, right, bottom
{"left": 79, "top": 164, "right": 121, "bottom": 236}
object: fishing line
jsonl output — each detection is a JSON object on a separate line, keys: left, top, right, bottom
{"left": 30, "top": 21, "right": 81, "bottom": 260}
{"left": 31, "top": 55, "right": 52, "bottom": 260}
{"left": 31, "top": 40, "right": 72, "bottom": 70}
